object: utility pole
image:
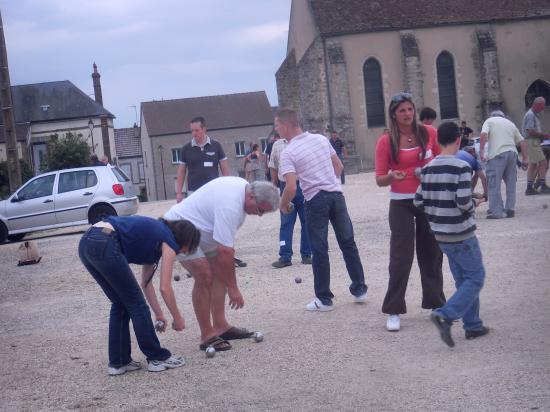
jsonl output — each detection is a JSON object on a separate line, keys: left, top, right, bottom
{"left": 0, "top": 9, "right": 22, "bottom": 192}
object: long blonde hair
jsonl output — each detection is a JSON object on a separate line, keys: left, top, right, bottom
{"left": 387, "top": 93, "right": 428, "bottom": 163}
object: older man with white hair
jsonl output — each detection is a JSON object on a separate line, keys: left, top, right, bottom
{"left": 480, "top": 111, "right": 528, "bottom": 219}
{"left": 164, "top": 177, "right": 279, "bottom": 351}
{"left": 522, "top": 97, "right": 550, "bottom": 195}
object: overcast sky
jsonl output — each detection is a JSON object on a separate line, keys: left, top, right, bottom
{"left": 1, "top": 0, "right": 291, "bottom": 128}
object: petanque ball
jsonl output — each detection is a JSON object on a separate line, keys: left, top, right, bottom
{"left": 543, "top": 204, "right": 548, "bottom": 209}
{"left": 154, "top": 320, "right": 165, "bottom": 332}
{"left": 174, "top": 274, "right": 181, "bottom": 281}
{"left": 252, "top": 331, "right": 264, "bottom": 343}
{"left": 205, "top": 346, "right": 216, "bottom": 358}
{"left": 295, "top": 276, "right": 302, "bottom": 284}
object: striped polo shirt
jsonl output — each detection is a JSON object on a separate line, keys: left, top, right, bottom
{"left": 279, "top": 132, "right": 341, "bottom": 201}
{"left": 413, "top": 155, "right": 476, "bottom": 243}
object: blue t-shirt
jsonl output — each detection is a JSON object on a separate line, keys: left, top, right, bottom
{"left": 107, "top": 216, "right": 180, "bottom": 265}
{"left": 456, "top": 150, "right": 480, "bottom": 172}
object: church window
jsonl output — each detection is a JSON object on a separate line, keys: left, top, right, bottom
{"left": 363, "top": 58, "right": 386, "bottom": 127}
{"left": 436, "top": 52, "right": 458, "bottom": 119}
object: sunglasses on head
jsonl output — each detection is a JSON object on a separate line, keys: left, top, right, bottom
{"left": 390, "top": 92, "right": 413, "bottom": 104}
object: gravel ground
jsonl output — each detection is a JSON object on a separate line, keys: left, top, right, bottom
{"left": 1, "top": 171, "right": 549, "bottom": 411}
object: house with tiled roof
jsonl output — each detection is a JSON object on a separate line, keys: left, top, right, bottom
{"left": 140, "top": 91, "right": 274, "bottom": 201}
{"left": 114, "top": 125, "right": 145, "bottom": 198}
{"left": 0, "top": 69, "right": 116, "bottom": 174}
{"left": 277, "top": 0, "right": 550, "bottom": 169}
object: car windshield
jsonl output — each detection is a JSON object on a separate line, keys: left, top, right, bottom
{"left": 111, "top": 166, "right": 130, "bottom": 182}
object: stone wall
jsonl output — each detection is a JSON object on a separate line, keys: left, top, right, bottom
{"left": 476, "top": 28, "right": 503, "bottom": 119}
{"left": 400, "top": 31, "right": 425, "bottom": 109}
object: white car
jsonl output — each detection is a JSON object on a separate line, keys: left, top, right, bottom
{"left": 0, "top": 165, "right": 139, "bottom": 243}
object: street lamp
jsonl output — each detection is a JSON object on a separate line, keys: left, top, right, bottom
{"left": 87, "top": 119, "right": 95, "bottom": 152}
{"left": 158, "top": 144, "right": 167, "bottom": 200}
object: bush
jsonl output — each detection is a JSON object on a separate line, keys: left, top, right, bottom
{"left": 0, "top": 160, "right": 34, "bottom": 199}
{"left": 42, "top": 132, "right": 91, "bottom": 171}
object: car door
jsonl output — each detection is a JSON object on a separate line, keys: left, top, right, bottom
{"left": 54, "top": 169, "right": 99, "bottom": 224}
{"left": 5, "top": 173, "right": 57, "bottom": 231}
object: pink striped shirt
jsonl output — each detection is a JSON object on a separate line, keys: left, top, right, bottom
{"left": 280, "top": 132, "right": 341, "bottom": 200}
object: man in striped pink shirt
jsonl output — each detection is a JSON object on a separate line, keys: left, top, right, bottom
{"left": 276, "top": 108, "right": 368, "bottom": 312}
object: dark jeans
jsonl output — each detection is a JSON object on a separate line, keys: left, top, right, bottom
{"left": 338, "top": 155, "right": 345, "bottom": 184}
{"left": 78, "top": 227, "right": 170, "bottom": 367}
{"left": 382, "top": 199, "right": 445, "bottom": 314}
{"left": 278, "top": 181, "right": 311, "bottom": 262}
{"left": 304, "top": 191, "right": 367, "bottom": 305}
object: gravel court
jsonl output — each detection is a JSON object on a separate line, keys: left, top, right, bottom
{"left": 0, "top": 171, "right": 549, "bottom": 411}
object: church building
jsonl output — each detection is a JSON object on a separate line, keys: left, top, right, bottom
{"left": 276, "top": 0, "right": 550, "bottom": 170}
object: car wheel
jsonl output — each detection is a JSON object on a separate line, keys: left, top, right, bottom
{"left": 8, "top": 233, "right": 26, "bottom": 242}
{"left": 0, "top": 222, "right": 7, "bottom": 244}
{"left": 89, "top": 204, "right": 117, "bottom": 224}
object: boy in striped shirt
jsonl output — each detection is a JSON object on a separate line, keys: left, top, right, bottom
{"left": 414, "top": 121, "right": 489, "bottom": 347}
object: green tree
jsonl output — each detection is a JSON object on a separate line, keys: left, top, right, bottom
{"left": 42, "top": 132, "right": 91, "bottom": 171}
{"left": 0, "top": 159, "right": 34, "bottom": 199}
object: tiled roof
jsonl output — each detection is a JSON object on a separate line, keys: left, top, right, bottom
{"left": 141, "top": 91, "right": 273, "bottom": 137}
{"left": 10, "top": 80, "right": 114, "bottom": 123}
{"left": 308, "top": 0, "right": 550, "bottom": 36}
{"left": 114, "top": 126, "right": 142, "bottom": 158}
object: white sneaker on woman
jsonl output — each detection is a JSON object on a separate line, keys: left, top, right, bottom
{"left": 147, "top": 356, "right": 185, "bottom": 372}
{"left": 108, "top": 360, "right": 141, "bottom": 376}
{"left": 386, "top": 315, "right": 400, "bottom": 331}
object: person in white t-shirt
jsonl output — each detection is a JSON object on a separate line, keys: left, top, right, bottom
{"left": 164, "top": 177, "right": 279, "bottom": 352}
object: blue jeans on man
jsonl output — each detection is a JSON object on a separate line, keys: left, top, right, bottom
{"left": 278, "top": 181, "right": 311, "bottom": 262}
{"left": 78, "top": 228, "right": 171, "bottom": 367}
{"left": 304, "top": 190, "right": 367, "bottom": 305}
{"left": 435, "top": 236, "right": 485, "bottom": 331}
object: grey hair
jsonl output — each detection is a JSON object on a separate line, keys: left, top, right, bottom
{"left": 533, "top": 96, "right": 546, "bottom": 105}
{"left": 490, "top": 110, "right": 505, "bottom": 118}
{"left": 248, "top": 181, "right": 280, "bottom": 212}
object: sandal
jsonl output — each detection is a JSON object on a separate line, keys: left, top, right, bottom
{"left": 199, "top": 336, "right": 232, "bottom": 351}
{"left": 219, "top": 326, "right": 254, "bottom": 340}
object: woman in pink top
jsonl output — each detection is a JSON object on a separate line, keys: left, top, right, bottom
{"left": 375, "top": 92, "right": 445, "bottom": 332}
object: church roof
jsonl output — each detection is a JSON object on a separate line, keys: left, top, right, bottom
{"left": 10, "top": 80, "right": 114, "bottom": 123}
{"left": 309, "top": 0, "right": 550, "bottom": 37}
{"left": 141, "top": 91, "right": 274, "bottom": 137}
{"left": 114, "top": 126, "right": 142, "bottom": 158}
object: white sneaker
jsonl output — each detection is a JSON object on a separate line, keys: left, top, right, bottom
{"left": 147, "top": 356, "right": 185, "bottom": 372}
{"left": 354, "top": 291, "right": 368, "bottom": 303}
{"left": 306, "top": 298, "right": 334, "bottom": 312}
{"left": 386, "top": 315, "right": 400, "bottom": 331}
{"left": 108, "top": 360, "right": 141, "bottom": 376}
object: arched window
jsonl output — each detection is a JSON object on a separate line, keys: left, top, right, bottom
{"left": 363, "top": 58, "right": 385, "bottom": 127}
{"left": 436, "top": 52, "right": 458, "bottom": 119}
{"left": 525, "top": 79, "right": 550, "bottom": 107}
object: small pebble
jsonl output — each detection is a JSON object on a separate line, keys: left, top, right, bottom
{"left": 295, "top": 277, "right": 302, "bottom": 284}
{"left": 543, "top": 204, "right": 548, "bottom": 209}
{"left": 174, "top": 274, "right": 181, "bottom": 281}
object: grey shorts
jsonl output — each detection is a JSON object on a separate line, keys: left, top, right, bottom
{"left": 176, "top": 230, "right": 218, "bottom": 262}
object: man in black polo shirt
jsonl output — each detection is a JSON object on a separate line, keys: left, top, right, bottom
{"left": 175, "top": 116, "right": 246, "bottom": 267}
{"left": 176, "top": 116, "right": 230, "bottom": 202}
{"left": 329, "top": 130, "right": 348, "bottom": 184}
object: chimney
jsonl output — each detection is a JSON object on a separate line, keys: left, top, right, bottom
{"left": 92, "top": 62, "right": 103, "bottom": 106}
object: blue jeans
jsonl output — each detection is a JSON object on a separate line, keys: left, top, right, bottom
{"left": 436, "top": 236, "right": 485, "bottom": 331}
{"left": 304, "top": 191, "right": 367, "bottom": 305}
{"left": 78, "top": 227, "right": 171, "bottom": 367}
{"left": 279, "top": 181, "right": 311, "bottom": 262}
